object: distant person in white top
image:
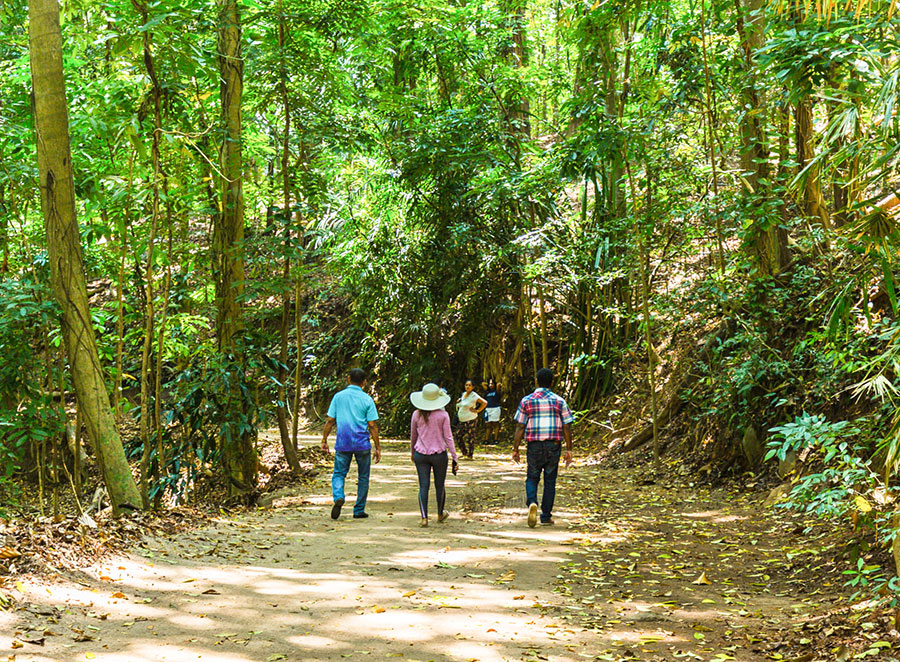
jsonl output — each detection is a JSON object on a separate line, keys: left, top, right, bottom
{"left": 456, "top": 379, "right": 486, "bottom": 459}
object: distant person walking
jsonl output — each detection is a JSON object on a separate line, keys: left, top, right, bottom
{"left": 409, "top": 383, "right": 459, "bottom": 527}
{"left": 456, "top": 379, "right": 486, "bottom": 459}
{"left": 483, "top": 378, "right": 502, "bottom": 445}
{"left": 512, "top": 368, "right": 574, "bottom": 527}
{"left": 321, "top": 368, "right": 381, "bottom": 520}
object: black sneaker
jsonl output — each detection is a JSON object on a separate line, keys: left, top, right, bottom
{"left": 331, "top": 498, "right": 345, "bottom": 520}
{"left": 353, "top": 512, "right": 369, "bottom": 519}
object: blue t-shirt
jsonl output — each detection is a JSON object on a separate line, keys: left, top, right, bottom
{"left": 485, "top": 389, "right": 501, "bottom": 408}
{"left": 327, "top": 385, "right": 379, "bottom": 452}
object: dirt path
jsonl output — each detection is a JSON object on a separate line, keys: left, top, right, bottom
{"left": 2, "top": 439, "right": 597, "bottom": 662}
{"left": 2, "top": 438, "right": 860, "bottom": 662}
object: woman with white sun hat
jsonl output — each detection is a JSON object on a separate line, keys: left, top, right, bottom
{"left": 410, "top": 383, "right": 459, "bottom": 527}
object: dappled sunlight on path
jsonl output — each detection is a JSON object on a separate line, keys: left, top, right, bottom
{"left": 3, "top": 439, "right": 600, "bottom": 662}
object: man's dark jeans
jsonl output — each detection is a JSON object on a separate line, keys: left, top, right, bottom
{"left": 525, "top": 440, "right": 561, "bottom": 523}
{"left": 332, "top": 450, "right": 371, "bottom": 516}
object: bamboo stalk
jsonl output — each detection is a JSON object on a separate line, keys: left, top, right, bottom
{"left": 699, "top": 0, "right": 725, "bottom": 275}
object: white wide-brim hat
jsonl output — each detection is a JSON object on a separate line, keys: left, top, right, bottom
{"left": 410, "top": 383, "right": 451, "bottom": 411}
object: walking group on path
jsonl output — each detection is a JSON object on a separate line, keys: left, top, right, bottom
{"left": 320, "top": 367, "right": 575, "bottom": 528}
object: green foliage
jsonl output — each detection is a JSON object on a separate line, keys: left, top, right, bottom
{"left": 765, "top": 413, "right": 858, "bottom": 463}
{"left": 767, "top": 415, "right": 871, "bottom": 519}
{"left": 0, "top": 277, "right": 65, "bottom": 499}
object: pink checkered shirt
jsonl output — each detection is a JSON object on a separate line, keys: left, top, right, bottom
{"left": 514, "top": 388, "right": 574, "bottom": 443}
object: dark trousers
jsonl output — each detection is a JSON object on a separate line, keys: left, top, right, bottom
{"left": 413, "top": 450, "right": 448, "bottom": 519}
{"left": 525, "top": 441, "right": 561, "bottom": 523}
{"left": 457, "top": 420, "right": 477, "bottom": 457}
{"left": 332, "top": 450, "right": 371, "bottom": 516}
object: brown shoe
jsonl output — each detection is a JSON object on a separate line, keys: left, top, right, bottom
{"left": 438, "top": 512, "right": 449, "bottom": 523}
{"left": 420, "top": 518, "right": 428, "bottom": 527}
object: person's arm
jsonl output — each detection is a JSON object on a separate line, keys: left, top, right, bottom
{"left": 561, "top": 400, "right": 575, "bottom": 467}
{"left": 410, "top": 412, "right": 418, "bottom": 464}
{"left": 511, "top": 422, "right": 526, "bottom": 463}
{"left": 443, "top": 412, "right": 458, "bottom": 463}
{"left": 474, "top": 396, "right": 487, "bottom": 414}
{"left": 563, "top": 423, "right": 573, "bottom": 467}
{"left": 369, "top": 420, "right": 381, "bottom": 463}
{"left": 511, "top": 401, "right": 527, "bottom": 462}
{"left": 321, "top": 417, "right": 335, "bottom": 453}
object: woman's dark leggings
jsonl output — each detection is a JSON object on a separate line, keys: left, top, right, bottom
{"left": 413, "top": 450, "right": 448, "bottom": 519}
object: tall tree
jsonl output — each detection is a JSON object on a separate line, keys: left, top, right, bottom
{"left": 27, "top": 0, "right": 142, "bottom": 514}
{"left": 274, "top": 2, "right": 302, "bottom": 475}
{"left": 214, "top": 0, "right": 257, "bottom": 493}
{"left": 734, "top": 0, "right": 789, "bottom": 275}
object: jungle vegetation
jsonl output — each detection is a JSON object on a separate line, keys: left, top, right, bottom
{"left": 2, "top": 0, "right": 900, "bottom": 574}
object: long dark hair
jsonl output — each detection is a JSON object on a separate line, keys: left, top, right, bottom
{"left": 418, "top": 408, "right": 432, "bottom": 423}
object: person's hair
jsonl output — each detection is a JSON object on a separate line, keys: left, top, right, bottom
{"left": 488, "top": 377, "right": 496, "bottom": 389}
{"left": 464, "top": 378, "right": 474, "bottom": 387}
{"left": 419, "top": 408, "right": 432, "bottom": 423}
{"left": 349, "top": 368, "right": 367, "bottom": 385}
{"left": 536, "top": 368, "right": 554, "bottom": 388}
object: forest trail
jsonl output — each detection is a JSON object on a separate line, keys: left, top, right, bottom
{"left": 3, "top": 439, "right": 849, "bottom": 662}
{"left": 3, "top": 439, "right": 595, "bottom": 662}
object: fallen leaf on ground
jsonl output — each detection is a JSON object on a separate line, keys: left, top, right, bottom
{"left": 692, "top": 572, "right": 712, "bottom": 585}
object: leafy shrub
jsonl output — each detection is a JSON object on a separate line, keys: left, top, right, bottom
{"left": 0, "top": 277, "right": 65, "bottom": 484}
{"left": 766, "top": 413, "right": 870, "bottom": 519}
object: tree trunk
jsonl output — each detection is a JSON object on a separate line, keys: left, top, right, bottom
{"left": 537, "top": 284, "right": 549, "bottom": 369}
{"left": 699, "top": 0, "right": 725, "bottom": 275}
{"left": 503, "top": 0, "right": 531, "bottom": 140}
{"left": 275, "top": 3, "right": 302, "bottom": 474}
{"left": 135, "top": 0, "right": 161, "bottom": 509}
{"left": 114, "top": 150, "right": 135, "bottom": 420}
{"left": 795, "top": 94, "right": 832, "bottom": 250}
{"left": 733, "top": 0, "right": 789, "bottom": 276}
{"left": 625, "top": 158, "right": 660, "bottom": 470}
{"left": 215, "top": 0, "right": 257, "bottom": 493}
{"left": 28, "top": 0, "right": 142, "bottom": 514}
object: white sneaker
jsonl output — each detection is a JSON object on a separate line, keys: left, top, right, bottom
{"left": 527, "top": 503, "right": 538, "bottom": 528}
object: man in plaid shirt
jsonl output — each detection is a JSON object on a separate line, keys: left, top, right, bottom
{"left": 512, "top": 368, "right": 574, "bottom": 527}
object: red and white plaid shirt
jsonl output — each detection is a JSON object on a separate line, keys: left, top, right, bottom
{"left": 514, "top": 388, "right": 574, "bottom": 443}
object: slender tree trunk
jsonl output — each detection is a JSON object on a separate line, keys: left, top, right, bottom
{"left": 275, "top": 3, "right": 302, "bottom": 474}
{"left": 796, "top": 94, "right": 832, "bottom": 250}
{"left": 153, "top": 195, "right": 175, "bottom": 509}
{"left": 625, "top": 157, "right": 660, "bottom": 471}
{"left": 699, "top": 0, "right": 725, "bottom": 275}
{"left": 134, "top": 0, "right": 163, "bottom": 508}
{"left": 114, "top": 151, "right": 135, "bottom": 420}
{"left": 0, "top": 186, "right": 8, "bottom": 274}
{"left": 600, "top": 26, "right": 626, "bottom": 219}
{"left": 215, "top": 0, "right": 256, "bottom": 493}
{"left": 291, "top": 275, "right": 302, "bottom": 450}
{"left": 27, "top": 0, "right": 142, "bottom": 514}
{"left": 537, "top": 284, "right": 549, "bottom": 369}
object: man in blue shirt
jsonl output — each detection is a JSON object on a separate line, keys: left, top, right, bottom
{"left": 321, "top": 368, "right": 381, "bottom": 519}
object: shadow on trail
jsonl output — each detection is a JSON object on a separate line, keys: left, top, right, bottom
{"left": 6, "top": 441, "right": 609, "bottom": 662}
